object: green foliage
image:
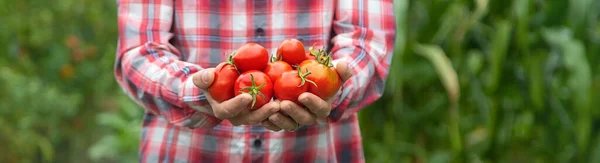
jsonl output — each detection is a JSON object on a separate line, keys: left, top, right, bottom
{"left": 1, "top": 0, "right": 599, "bottom": 162}
{"left": 359, "top": 0, "right": 600, "bottom": 162}
{"left": 0, "top": 0, "right": 136, "bottom": 162}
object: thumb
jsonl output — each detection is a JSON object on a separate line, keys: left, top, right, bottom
{"left": 335, "top": 61, "right": 352, "bottom": 82}
{"left": 192, "top": 68, "right": 215, "bottom": 90}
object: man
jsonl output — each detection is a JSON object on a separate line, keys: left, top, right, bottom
{"left": 114, "top": 0, "right": 395, "bottom": 162}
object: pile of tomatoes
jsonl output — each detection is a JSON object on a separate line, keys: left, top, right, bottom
{"left": 208, "top": 39, "right": 342, "bottom": 110}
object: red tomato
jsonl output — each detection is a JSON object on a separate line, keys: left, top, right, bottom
{"left": 274, "top": 68, "right": 316, "bottom": 104}
{"left": 305, "top": 51, "right": 316, "bottom": 60}
{"left": 234, "top": 70, "right": 273, "bottom": 110}
{"left": 276, "top": 38, "right": 306, "bottom": 66}
{"left": 263, "top": 60, "right": 293, "bottom": 82}
{"left": 208, "top": 54, "right": 239, "bottom": 102}
{"left": 234, "top": 43, "right": 269, "bottom": 72}
{"left": 298, "top": 50, "right": 342, "bottom": 100}
{"left": 304, "top": 46, "right": 320, "bottom": 61}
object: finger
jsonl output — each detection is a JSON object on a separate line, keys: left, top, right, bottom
{"left": 193, "top": 68, "right": 216, "bottom": 90}
{"left": 268, "top": 113, "right": 298, "bottom": 131}
{"left": 280, "top": 100, "right": 316, "bottom": 125}
{"left": 214, "top": 94, "right": 252, "bottom": 119}
{"left": 203, "top": 91, "right": 219, "bottom": 107}
{"left": 335, "top": 61, "right": 352, "bottom": 82}
{"left": 299, "top": 93, "right": 331, "bottom": 119}
{"left": 243, "top": 101, "right": 280, "bottom": 124}
{"left": 262, "top": 120, "right": 282, "bottom": 132}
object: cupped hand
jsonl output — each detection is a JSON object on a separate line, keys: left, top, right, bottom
{"left": 262, "top": 61, "right": 353, "bottom": 132}
{"left": 193, "top": 68, "right": 280, "bottom": 126}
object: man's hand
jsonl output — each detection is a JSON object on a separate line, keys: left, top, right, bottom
{"left": 262, "top": 61, "right": 353, "bottom": 131}
{"left": 193, "top": 68, "right": 279, "bottom": 126}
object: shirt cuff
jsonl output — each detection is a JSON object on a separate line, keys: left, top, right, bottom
{"left": 181, "top": 74, "right": 223, "bottom": 128}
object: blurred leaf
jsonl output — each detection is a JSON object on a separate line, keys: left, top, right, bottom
{"left": 484, "top": 20, "right": 512, "bottom": 93}
{"left": 543, "top": 28, "right": 592, "bottom": 159}
{"left": 96, "top": 113, "right": 128, "bottom": 130}
{"left": 428, "top": 150, "right": 451, "bottom": 163}
{"left": 413, "top": 44, "right": 462, "bottom": 157}
{"left": 525, "top": 51, "right": 547, "bottom": 110}
{"left": 568, "top": 0, "right": 592, "bottom": 32}
{"left": 466, "top": 50, "right": 484, "bottom": 75}
{"left": 88, "top": 135, "right": 118, "bottom": 161}
{"left": 37, "top": 136, "right": 54, "bottom": 162}
{"left": 414, "top": 44, "right": 460, "bottom": 104}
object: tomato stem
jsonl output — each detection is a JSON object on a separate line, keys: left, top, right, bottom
{"left": 297, "top": 68, "right": 317, "bottom": 88}
{"left": 310, "top": 47, "right": 334, "bottom": 68}
{"left": 239, "top": 74, "right": 265, "bottom": 109}
{"left": 226, "top": 52, "right": 240, "bottom": 74}
{"left": 270, "top": 53, "right": 281, "bottom": 62}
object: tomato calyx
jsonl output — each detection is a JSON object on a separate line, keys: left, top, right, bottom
{"left": 270, "top": 53, "right": 282, "bottom": 62}
{"left": 239, "top": 74, "right": 267, "bottom": 109}
{"left": 296, "top": 68, "right": 317, "bottom": 88}
{"left": 225, "top": 52, "right": 240, "bottom": 73}
{"left": 308, "top": 47, "right": 334, "bottom": 68}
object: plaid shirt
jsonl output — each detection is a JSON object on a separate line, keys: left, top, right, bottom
{"left": 114, "top": 0, "right": 395, "bottom": 162}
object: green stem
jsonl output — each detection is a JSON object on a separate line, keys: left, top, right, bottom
{"left": 239, "top": 74, "right": 266, "bottom": 109}
{"left": 297, "top": 68, "right": 317, "bottom": 87}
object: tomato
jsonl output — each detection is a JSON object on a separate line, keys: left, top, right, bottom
{"left": 208, "top": 54, "right": 239, "bottom": 102}
{"left": 274, "top": 68, "right": 316, "bottom": 104}
{"left": 276, "top": 38, "right": 306, "bottom": 66}
{"left": 234, "top": 70, "right": 273, "bottom": 110}
{"left": 305, "top": 51, "right": 316, "bottom": 60}
{"left": 298, "top": 49, "right": 342, "bottom": 100}
{"left": 234, "top": 43, "right": 269, "bottom": 72}
{"left": 304, "top": 46, "right": 320, "bottom": 61}
{"left": 263, "top": 57, "right": 293, "bottom": 82}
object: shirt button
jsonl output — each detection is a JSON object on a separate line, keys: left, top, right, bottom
{"left": 253, "top": 139, "right": 262, "bottom": 148}
{"left": 255, "top": 28, "right": 265, "bottom": 36}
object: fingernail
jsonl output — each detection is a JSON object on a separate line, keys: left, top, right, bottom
{"left": 299, "top": 95, "right": 309, "bottom": 103}
{"left": 242, "top": 97, "right": 252, "bottom": 103}
{"left": 269, "top": 116, "right": 279, "bottom": 123}
{"left": 241, "top": 95, "right": 251, "bottom": 104}
{"left": 201, "top": 70, "right": 210, "bottom": 83}
{"left": 271, "top": 106, "right": 280, "bottom": 112}
{"left": 285, "top": 102, "right": 294, "bottom": 110}
{"left": 262, "top": 122, "right": 271, "bottom": 128}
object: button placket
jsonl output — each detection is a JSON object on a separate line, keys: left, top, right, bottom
{"left": 252, "top": 134, "right": 263, "bottom": 148}
{"left": 255, "top": 28, "right": 265, "bottom": 37}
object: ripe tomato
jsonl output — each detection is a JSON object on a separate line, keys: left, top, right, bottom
{"left": 263, "top": 57, "right": 293, "bottom": 82}
{"left": 234, "top": 70, "right": 273, "bottom": 110}
{"left": 276, "top": 38, "right": 306, "bottom": 66}
{"left": 305, "top": 51, "right": 316, "bottom": 60}
{"left": 208, "top": 54, "right": 239, "bottom": 102}
{"left": 234, "top": 43, "right": 269, "bottom": 72}
{"left": 274, "top": 68, "right": 316, "bottom": 104}
{"left": 304, "top": 46, "right": 323, "bottom": 61}
{"left": 298, "top": 50, "right": 342, "bottom": 100}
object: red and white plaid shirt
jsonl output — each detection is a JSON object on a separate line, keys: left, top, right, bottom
{"left": 114, "top": 0, "right": 395, "bottom": 162}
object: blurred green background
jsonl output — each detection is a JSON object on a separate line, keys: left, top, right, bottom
{"left": 1, "top": 0, "right": 599, "bottom": 162}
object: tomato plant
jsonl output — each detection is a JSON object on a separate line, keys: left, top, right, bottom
{"left": 276, "top": 38, "right": 306, "bottom": 66}
{"left": 263, "top": 56, "right": 293, "bottom": 82}
{"left": 298, "top": 48, "right": 342, "bottom": 100}
{"left": 234, "top": 70, "right": 273, "bottom": 110}
{"left": 208, "top": 54, "right": 239, "bottom": 102}
{"left": 274, "top": 68, "right": 316, "bottom": 104}
{"left": 233, "top": 43, "right": 269, "bottom": 72}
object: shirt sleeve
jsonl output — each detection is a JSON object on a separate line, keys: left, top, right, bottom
{"left": 328, "top": 0, "right": 396, "bottom": 121}
{"left": 113, "top": 0, "right": 221, "bottom": 129}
